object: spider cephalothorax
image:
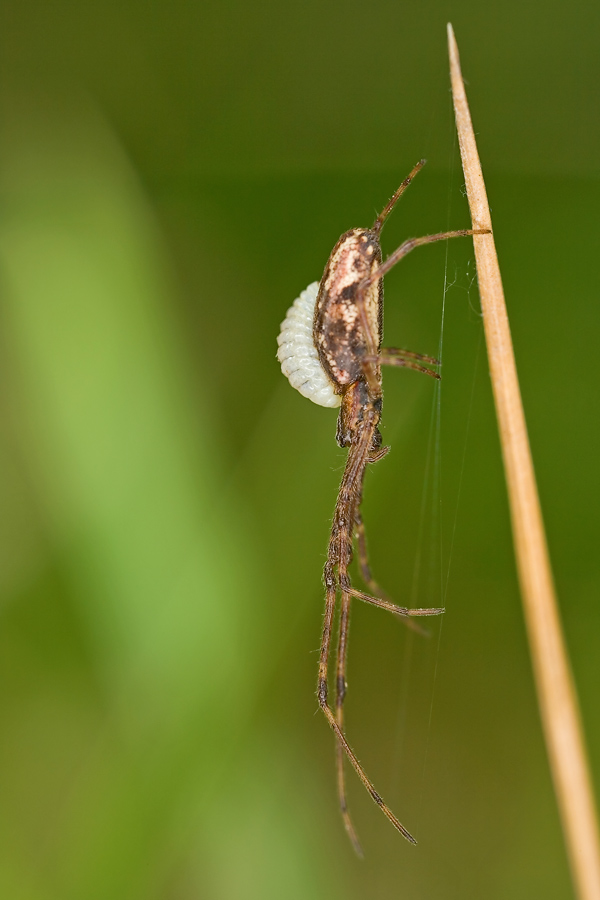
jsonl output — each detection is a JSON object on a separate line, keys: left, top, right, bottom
{"left": 277, "top": 159, "right": 488, "bottom": 855}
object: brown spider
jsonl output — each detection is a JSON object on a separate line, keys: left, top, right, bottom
{"left": 277, "top": 160, "right": 488, "bottom": 855}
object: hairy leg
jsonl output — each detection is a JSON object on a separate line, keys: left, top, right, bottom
{"left": 318, "top": 563, "right": 418, "bottom": 847}
{"left": 335, "top": 586, "right": 362, "bottom": 856}
{"left": 356, "top": 227, "right": 489, "bottom": 394}
{"left": 365, "top": 348, "right": 440, "bottom": 379}
{"left": 355, "top": 510, "right": 435, "bottom": 635}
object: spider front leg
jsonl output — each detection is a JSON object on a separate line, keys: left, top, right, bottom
{"left": 354, "top": 510, "right": 435, "bottom": 635}
{"left": 334, "top": 583, "right": 362, "bottom": 855}
{"left": 319, "top": 549, "right": 419, "bottom": 848}
{"left": 354, "top": 508, "right": 386, "bottom": 595}
{"left": 318, "top": 563, "right": 368, "bottom": 855}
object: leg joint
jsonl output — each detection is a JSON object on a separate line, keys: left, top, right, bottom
{"left": 317, "top": 676, "right": 328, "bottom": 708}
{"left": 323, "top": 563, "right": 337, "bottom": 591}
{"left": 339, "top": 573, "right": 351, "bottom": 593}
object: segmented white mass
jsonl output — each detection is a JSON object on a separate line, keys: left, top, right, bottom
{"left": 277, "top": 282, "right": 341, "bottom": 408}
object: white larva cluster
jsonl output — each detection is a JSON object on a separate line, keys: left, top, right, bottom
{"left": 277, "top": 282, "right": 341, "bottom": 408}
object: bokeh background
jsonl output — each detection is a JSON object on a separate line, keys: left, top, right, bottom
{"left": 0, "top": 1, "right": 599, "bottom": 898}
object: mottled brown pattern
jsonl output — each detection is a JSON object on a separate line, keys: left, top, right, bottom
{"left": 303, "top": 160, "right": 487, "bottom": 855}
{"left": 313, "top": 229, "right": 382, "bottom": 392}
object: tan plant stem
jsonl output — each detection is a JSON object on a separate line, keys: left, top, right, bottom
{"left": 448, "top": 23, "right": 600, "bottom": 900}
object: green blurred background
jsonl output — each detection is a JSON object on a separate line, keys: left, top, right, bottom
{"left": 0, "top": 1, "right": 598, "bottom": 898}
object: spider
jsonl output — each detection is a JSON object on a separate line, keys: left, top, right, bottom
{"left": 277, "top": 160, "right": 487, "bottom": 855}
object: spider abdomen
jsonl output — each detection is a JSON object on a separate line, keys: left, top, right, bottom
{"left": 277, "top": 282, "right": 341, "bottom": 408}
{"left": 313, "top": 229, "right": 383, "bottom": 389}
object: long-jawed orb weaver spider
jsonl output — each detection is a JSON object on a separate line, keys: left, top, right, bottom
{"left": 277, "top": 160, "right": 489, "bottom": 855}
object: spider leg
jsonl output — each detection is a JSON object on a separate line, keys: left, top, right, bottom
{"left": 381, "top": 347, "right": 439, "bottom": 365}
{"left": 319, "top": 427, "right": 420, "bottom": 849}
{"left": 356, "top": 227, "right": 489, "bottom": 396}
{"left": 319, "top": 566, "right": 363, "bottom": 853}
{"left": 318, "top": 566, "right": 418, "bottom": 847}
{"left": 364, "top": 348, "right": 440, "bottom": 380}
{"left": 346, "top": 585, "right": 444, "bottom": 618}
{"left": 354, "top": 510, "right": 433, "bottom": 636}
{"left": 364, "top": 228, "right": 490, "bottom": 288}
{"left": 335, "top": 585, "right": 363, "bottom": 856}
{"left": 319, "top": 412, "right": 433, "bottom": 848}
{"left": 354, "top": 508, "right": 382, "bottom": 591}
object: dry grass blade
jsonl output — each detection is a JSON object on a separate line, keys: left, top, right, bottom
{"left": 447, "top": 23, "right": 600, "bottom": 900}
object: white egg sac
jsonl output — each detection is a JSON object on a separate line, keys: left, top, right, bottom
{"left": 277, "top": 282, "right": 341, "bottom": 408}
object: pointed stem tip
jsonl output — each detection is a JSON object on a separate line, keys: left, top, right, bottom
{"left": 447, "top": 25, "right": 600, "bottom": 900}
